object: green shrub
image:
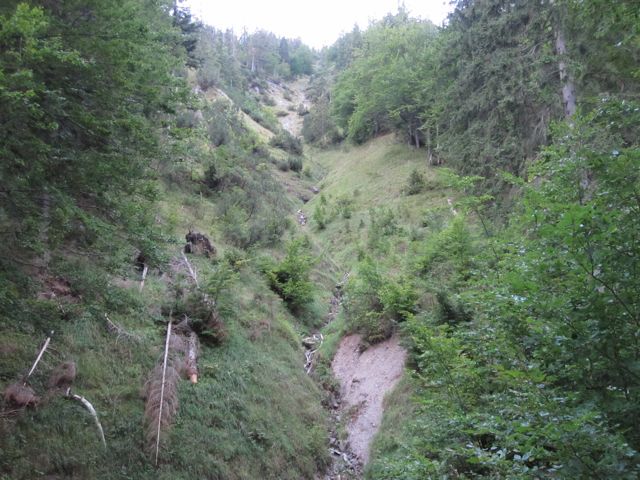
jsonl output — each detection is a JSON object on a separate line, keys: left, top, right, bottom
{"left": 266, "top": 238, "right": 315, "bottom": 313}
{"left": 312, "top": 203, "right": 327, "bottom": 230}
{"left": 369, "top": 207, "right": 398, "bottom": 236}
{"left": 269, "top": 130, "right": 303, "bottom": 155}
{"left": 335, "top": 195, "right": 353, "bottom": 219}
{"left": 287, "top": 156, "right": 303, "bottom": 172}
{"left": 417, "top": 215, "right": 475, "bottom": 283}
{"left": 344, "top": 258, "right": 417, "bottom": 343}
{"left": 277, "top": 159, "right": 290, "bottom": 171}
{"left": 405, "top": 168, "right": 426, "bottom": 195}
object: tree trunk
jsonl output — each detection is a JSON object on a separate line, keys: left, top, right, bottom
{"left": 555, "top": 27, "right": 577, "bottom": 117}
{"left": 40, "top": 189, "right": 51, "bottom": 269}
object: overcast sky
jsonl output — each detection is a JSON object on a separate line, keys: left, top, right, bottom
{"left": 184, "top": 0, "right": 453, "bottom": 49}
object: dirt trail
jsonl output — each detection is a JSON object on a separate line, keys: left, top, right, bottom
{"left": 332, "top": 335, "right": 406, "bottom": 466}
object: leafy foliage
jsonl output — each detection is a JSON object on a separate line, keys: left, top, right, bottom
{"left": 0, "top": 0, "right": 188, "bottom": 266}
{"left": 269, "top": 129, "right": 303, "bottom": 155}
{"left": 344, "top": 257, "right": 417, "bottom": 343}
{"left": 328, "top": 0, "right": 640, "bottom": 186}
{"left": 266, "top": 238, "right": 315, "bottom": 314}
{"left": 331, "top": 10, "right": 438, "bottom": 146}
{"left": 369, "top": 106, "right": 640, "bottom": 477}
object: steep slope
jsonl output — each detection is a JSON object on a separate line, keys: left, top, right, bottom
{"left": 265, "top": 77, "right": 310, "bottom": 136}
{"left": 295, "top": 134, "right": 456, "bottom": 477}
{"left": 0, "top": 78, "right": 330, "bottom": 480}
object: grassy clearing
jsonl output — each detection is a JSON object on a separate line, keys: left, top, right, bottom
{"left": 305, "top": 134, "right": 453, "bottom": 269}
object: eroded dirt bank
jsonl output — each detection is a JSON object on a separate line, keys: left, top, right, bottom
{"left": 331, "top": 334, "right": 406, "bottom": 465}
{"left": 267, "top": 76, "right": 309, "bottom": 136}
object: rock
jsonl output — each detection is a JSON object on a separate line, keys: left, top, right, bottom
{"left": 296, "top": 210, "right": 307, "bottom": 226}
{"left": 302, "top": 337, "right": 316, "bottom": 349}
{"left": 312, "top": 186, "right": 320, "bottom": 194}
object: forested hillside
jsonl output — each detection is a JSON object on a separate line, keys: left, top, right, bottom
{"left": 302, "top": 1, "right": 640, "bottom": 478}
{"left": 1, "top": 0, "right": 639, "bottom": 479}
{"left": 0, "top": 1, "right": 327, "bottom": 478}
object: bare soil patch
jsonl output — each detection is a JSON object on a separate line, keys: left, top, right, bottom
{"left": 331, "top": 334, "right": 406, "bottom": 465}
{"left": 267, "top": 77, "right": 309, "bottom": 136}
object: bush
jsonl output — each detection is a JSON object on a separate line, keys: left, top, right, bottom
{"left": 344, "top": 258, "right": 417, "bottom": 343}
{"left": 276, "top": 159, "right": 289, "bottom": 171}
{"left": 204, "top": 100, "right": 244, "bottom": 147}
{"left": 196, "top": 59, "right": 221, "bottom": 90}
{"left": 302, "top": 100, "right": 341, "bottom": 146}
{"left": 269, "top": 130, "right": 303, "bottom": 155}
{"left": 297, "top": 103, "right": 309, "bottom": 116}
{"left": 287, "top": 156, "right": 303, "bottom": 172}
{"left": 262, "top": 95, "right": 276, "bottom": 106}
{"left": 335, "top": 195, "right": 353, "bottom": 219}
{"left": 405, "top": 168, "right": 426, "bottom": 195}
{"left": 417, "top": 215, "right": 475, "bottom": 284}
{"left": 312, "top": 203, "right": 327, "bottom": 230}
{"left": 233, "top": 93, "right": 280, "bottom": 132}
{"left": 266, "top": 238, "right": 315, "bottom": 313}
{"left": 434, "top": 290, "right": 472, "bottom": 325}
{"left": 166, "top": 290, "right": 228, "bottom": 344}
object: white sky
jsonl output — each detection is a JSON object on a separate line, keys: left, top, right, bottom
{"left": 184, "top": 0, "right": 453, "bottom": 49}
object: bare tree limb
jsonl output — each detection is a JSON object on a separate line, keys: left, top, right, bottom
{"left": 181, "top": 251, "right": 199, "bottom": 288}
{"left": 24, "top": 332, "right": 54, "bottom": 385}
{"left": 139, "top": 264, "right": 149, "bottom": 292}
{"left": 155, "top": 321, "right": 172, "bottom": 466}
{"left": 65, "top": 388, "right": 107, "bottom": 448}
{"left": 104, "top": 314, "right": 141, "bottom": 343}
{"left": 447, "top": 198, "right": 458, "bottom": 217}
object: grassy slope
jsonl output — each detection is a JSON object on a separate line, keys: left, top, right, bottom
{"left": 302, "top": 135, "right": 456, "bottom": 473}
{"left": 0, "top": 196, "right": 329, "bottom": 480}
{"left": 0, "top": 99, "right": 329, "bottom": 480}
{"left": 0, "top": 103, "right": 456, "bottom": 479}
{"left": 307, "top": 135, "right": 452, "bottom": 269}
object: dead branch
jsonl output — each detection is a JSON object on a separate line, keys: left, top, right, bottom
{"left": 24, "top": 331, "right": 54, "bottom": 385}
{"left": 186, "top": 331, "right": 199, "bottom": 384}
{"left": 304, "top": 333, "right": 324, "bottom": 374}
{"left": 180, "top": 252, "right": 199, "bottom": 288}
{"left": 139, "top": 264, "right": 149, "bottom": 292}
{"left": 155, "top": 321, "right": 172, "bottom": 466}
{"left": 447, "top": 198, "right": 458, "bottom": 217}
{"left": 48, "top": 361, "right": 76, "bottom": 389}
{"left": 65, "top": 388, "right": 107, "bottom": 448}
{"left": 3, "top": 383, "right": 39, "bottom": 407}
{"left": 104, "top": 314, "right": 141, "bottom": 343}
{"left": 179, "top": 251, "right": 215, "bottom": 309}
